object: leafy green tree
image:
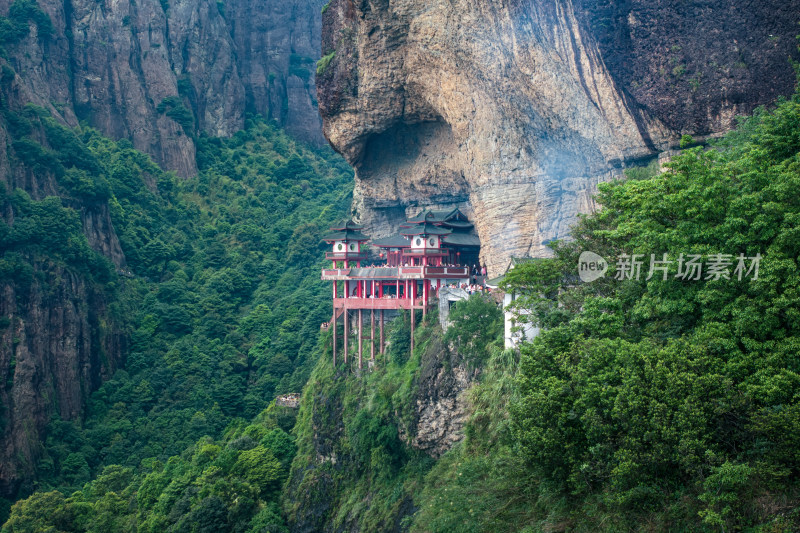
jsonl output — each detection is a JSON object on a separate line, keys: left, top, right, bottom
{"left": 443, "top": 295, "right": 503, "bottom": 364}
{"left": 233, "top": 446, "right": 283, "bottom": 498}
{"left": 506, "top": 83, "right": 800, "bottom": 526}
{"left": 246, "top": 503, "right": 288, "bottom": 533}
{"left": 2, "top": 491, "right": 74, "bottom": 533}
{"left": 59, "top": 453, "right": 90, "bottom": 487}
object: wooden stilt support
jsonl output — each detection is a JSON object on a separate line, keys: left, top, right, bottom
{"left": 379, "top": 310, "right": 384, "bottom": 356}
{"left": 344, "top": 309, "right": 349, "bottom": 364}
{"left": 410, "top": 281, "right": 415, "bottom": 354}
{"left": 358, "top": 309, "right": 363, "bottom": 370}
{"left": 410, "top": 306, "right": 415, "bottom": 355}
{"left": 423, "top": 280, "right": 427, "bottom": 318}
{"left": 370, "top": 309, "right": 375, "bottom": 362}
{"left": 332, "top": 308, "right": 337, "bottom": 366}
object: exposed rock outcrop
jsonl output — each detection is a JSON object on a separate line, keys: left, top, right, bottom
{"left": 0, "top": 0, "right": 326, "bottom": 177}
{"left": 397, "top": 334, "right": 472, "bottom": 458}
{"left": 0, "top": 262, "right": 124, "bottom": 496}
{"left": 0, "top": 70, "right": 127, "bottom": 497}
{"left": 80, "top": 204, "right": 126, "bottom": 268}
{"left": 318, "top": 0, "right": 800, "bottom": 275}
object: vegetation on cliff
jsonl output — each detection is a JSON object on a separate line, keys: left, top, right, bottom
{"left": 502, "top": 87, "right": 800, "bottom": 530}
{"left": 0, "top": 102, "right": 353, "bottom": 530}
{"left": 286, "top": 82, "right": 800, "bottom": 533}
{"left": 3, "top": 43, "right": 800, "bottom": 533}
{"left": 284, "top": 300, "right": 505, "bottom": 532}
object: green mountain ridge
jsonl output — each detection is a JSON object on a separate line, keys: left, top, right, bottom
{"left": 2, "top": 45, "right": 800, "bottom": 533}
{"left": 0, "top": 98, "right": 353, "bottom": 530}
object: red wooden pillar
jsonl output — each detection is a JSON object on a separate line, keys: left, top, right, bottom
{"left": 410, "top": 303, "right": 415, "bottom": 355}
{"left": 370, "top": 309, "right": 375, "bottom": 362}
{"left": 358, "top": 309, "right": 363, "bottom": 370}
{"left": 410, "top": 281, "right": 415, "bottom": 354}
{"left": 332, "top": 305, "right": 337, "bottom": 366}
{"left": 344, "top": 309, "right": 349, "bottom": 364}
{"left": 427, "top": 279, "right": 431, "bottom": 313}
{"left": 379, "top": 310, "right": 385, "bottom": 356}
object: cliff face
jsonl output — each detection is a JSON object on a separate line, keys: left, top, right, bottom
{"left": 397, "top": 334, "right": 471, "bottom": 459}
{"left": 285, "top": 326, "right": 474, "bottom": 532}
{"left": 1, "top": 0, "right": 326, "bottom": 177}
{"left": 225, "top": 0, "right": 326, "bottom": 143}
{"left": 0, "top": 68, "right": 127, "bottom": 497}
{"left": 0, "top": 263, "right": 124, "bottom": 496}
{"left": 317, "top": 0, "right": 800, "bottom": 275}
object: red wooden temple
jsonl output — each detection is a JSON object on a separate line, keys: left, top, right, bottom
{"left": 322, "top": 209, "right": 480, "bottom": 368}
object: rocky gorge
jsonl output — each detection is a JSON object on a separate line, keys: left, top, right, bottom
{"left": 0, "top": 0, "right": 332, "bottom": 498}
{"left": 0, "top": 0, "right": 327, "bottom": 177}
{"left": 317, "top": 0, "right": 800, "bottom": 275}
{"left": 0, "top": 0, "right": 798, "bottom": 528}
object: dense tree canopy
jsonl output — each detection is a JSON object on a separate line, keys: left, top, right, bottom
{"left": 505, "top": 86, "right": 800, "bottom": 529}
{"left": 0, "top": 101, "right": 352, "bottom": 529}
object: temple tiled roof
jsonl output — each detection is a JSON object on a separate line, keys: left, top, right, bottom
{"left": 400, "top": 222, "right": 452, "bottom": 236}
{"left": 442, "top": 233, "right": 481, "bottom": 247}
{"left": 329, "top": 219, "right": 364, "bottom": 231}
{"left": 372, "top": 234, "right": 410, "bottom": 248}
{"left": 321, "top": 228, "right": 370, "bottom": 242}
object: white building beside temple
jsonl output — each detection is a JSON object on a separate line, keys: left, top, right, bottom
{"left": 486, "top": 257, "right": 540, "bottom": 349}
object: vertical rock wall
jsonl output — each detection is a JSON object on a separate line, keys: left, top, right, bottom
{"left": 317, "top": 0, "right": 800, "bottom": 275}
{"left": 0, "top": 0, "right": 327, "bottom": 177}
{"left": 0, "top": 70, "right": 126, "bottom": 498}
{"left": 0, "top": 266, "right": 124, "bottom": 496}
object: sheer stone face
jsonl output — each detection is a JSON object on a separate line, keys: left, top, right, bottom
{"left": 4, "top": 0, "right": 328, "bottom": 177}
{"left": 317, "top": 0, "right": 800, "bottom": 275}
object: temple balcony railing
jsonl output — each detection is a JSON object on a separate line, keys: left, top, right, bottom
{"left": 321, "top": 266, "right": 469, "bottom": 281}
{"left": 402, "top": 249, "right": 449, "bottom": 257}
{"left": 332, "top": 297, "right": 426, "bottom": 310}
{"left": 325, "top": 251, "right": 367, "bottom": 261}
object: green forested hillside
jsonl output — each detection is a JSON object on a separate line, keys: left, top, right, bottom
{"left": 415, "top": 87, "right": 800, "bottom": 531}
{"left": 1, "top": 105, "right": 353, "bottom": 530}
{"left": 4, "top": 67, "right": 800, "bottom": 533}
{"left": 283, "top": 85, "right": 800, "bottom": 533}
{"left": 502, "top": 89, "right": 800, "bottom": 530}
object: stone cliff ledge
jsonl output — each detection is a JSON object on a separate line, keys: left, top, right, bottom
{"left": 317, "top": 0, "right": 800, "bottom": 275}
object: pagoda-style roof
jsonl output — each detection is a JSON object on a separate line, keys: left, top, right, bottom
{"left": 440, "top": 220, "right": 473, "bottom": 230}
{"left": 400, "top": 222, "right": 452, "bottom": 236}
{"left": 329, "top": 219, "right": 364, "bottom": 231}
{"left": 405, "top": 207, "right": 469, "bottom": 225}
{"left": 321, "top": 228, "right": 370, "bottom": 242}
{"left": 446, "top": 209, "right": 470, "bottom": 222}
{"left": 405, "top": 210, "right": 443, "bottom": 224}
{"left": 509, "top": 256, "right": 537, "bottom": 268}
{"left": 442, "top": 233, "right": 481, "bottom": 247}
{"left": 372, "top": 234, "right": 410, "bottom": 248}
{"left": 485, "top": 275, "right": 505, "bottom": 288}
